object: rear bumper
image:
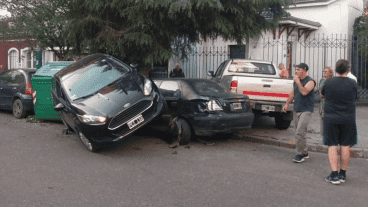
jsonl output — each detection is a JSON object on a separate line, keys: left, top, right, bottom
{"left": 250, "top": 100, "right": 294, "bottom": 113}
{"left": 20, "top": 95, "right": 34, "bottom": 111}
{"left": 188, "top": 111, "right": 254, "bottom": 136}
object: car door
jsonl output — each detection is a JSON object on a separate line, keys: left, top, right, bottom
{"left": 0, "top": 71, "right": 8, "bottom": 108}
{"left": 211, "top": 60, "right": 229, "bottom": 83}
{"left": 52, "top": 80, "right": 77, "bottom": 131}
{"left": 0, "top": 70, "right": 17, "bottom": 108}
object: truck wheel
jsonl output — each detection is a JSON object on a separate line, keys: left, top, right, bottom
{"left": 78, "top": 131, "right": 100, "bottom": 153}
{"left": 275, "top": 115, "right": 291, "bottom": 130}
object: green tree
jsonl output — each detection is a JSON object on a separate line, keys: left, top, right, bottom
{"left": 64, "top": 0, "right": 291, "bottom": 65}
{"left": 1, "top": 0, "right": 292, "bottom": 65}
{"left": 0, "top": 0, "right": 73, "bottom": 60}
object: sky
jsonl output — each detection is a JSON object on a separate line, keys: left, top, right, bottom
{"left": 0, "top": 9, "right": 11, "bottom": 17}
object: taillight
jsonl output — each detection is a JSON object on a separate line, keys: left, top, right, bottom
{"left": 25, "top": 81, "right": 34, "bottom": 94}
{"left": 230, "top": 80, "right": 238, "bottom": 92}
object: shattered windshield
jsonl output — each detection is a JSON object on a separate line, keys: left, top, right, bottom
{"left": 187, "top": 80, "right": 227, "bottom": 95}
{"left": 62, "top": 56, "right": 130, "bottom": 101}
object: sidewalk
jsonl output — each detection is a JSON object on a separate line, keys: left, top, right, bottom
{"left": 234, "top": 104, "right": 368, "bottom": 159}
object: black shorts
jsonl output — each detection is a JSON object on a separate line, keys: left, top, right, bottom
{"left": 323, "top": 120, "right": 357, "bottom": 146}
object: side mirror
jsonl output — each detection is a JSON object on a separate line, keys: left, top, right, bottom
{"left": 207, "top": 71, "right": 214, "bottom": 77}
{"left": 54, "top": 103, "right": 65, "bottom": 112}
{"left": 130, "top": 62, "right": 139, "bottom": 69}
{"left": 174, "top": 89, "right": 181, "bottom": 98}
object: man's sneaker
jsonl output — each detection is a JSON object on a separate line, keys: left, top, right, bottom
{"left": 325, "top": 173, "right": 341, "bottom": 185}
{"left": 339, "top": 172, "right": 346, "bottom": 183}
{"left": 292, "top": 153, "right": 309, "bottom": 163}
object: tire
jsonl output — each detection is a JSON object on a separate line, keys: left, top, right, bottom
{"left": 13, "top": 99, "right": 27, "bottom": 119}
{"left": 275, "top": 115, "right": 291, "bottom": 130}
{"left": 77, "top": 131, "right": 100, "bottom": 153}
{"left": 172, "top": 118, "right": 192, "bottom": 145}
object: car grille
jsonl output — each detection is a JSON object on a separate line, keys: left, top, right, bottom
{"left": 111, "top": 101, "right": 156, "bottom": 137}
{"left": 108, "top": 100, "right": 153, "bottom": 130}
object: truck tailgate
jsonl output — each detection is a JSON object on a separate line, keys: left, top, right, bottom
{"left": 236, "top": 76, "right": 293, "bottom": 102}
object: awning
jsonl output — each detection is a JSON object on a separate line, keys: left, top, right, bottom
{"left": 274, "top": 15, "right": 322, "bottom": 40}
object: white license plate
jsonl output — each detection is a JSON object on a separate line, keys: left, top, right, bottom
{"left": 127, "top": 114, "right": 144, "bottom": 129}
{"left": 233, "top": 103, "right": 242, "bottom": 110}
{"left": 262, "top": 105, "right": 275, "bottom": 111}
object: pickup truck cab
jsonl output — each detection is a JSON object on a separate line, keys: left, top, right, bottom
{"left": 207, "top": 59, "right": 294, "bottom": 130}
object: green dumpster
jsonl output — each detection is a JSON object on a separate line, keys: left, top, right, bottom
{"left": 32, "top": 61, "right": 74, "bottom": 119}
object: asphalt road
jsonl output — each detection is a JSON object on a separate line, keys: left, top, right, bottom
{"left": 1, "top": 110, "right": 368, "bottom": 207}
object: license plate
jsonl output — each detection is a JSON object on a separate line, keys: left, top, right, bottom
{"left": 232, "top": 103, "right": 242, "bottom": 110}
{"left": 262, "top": 105, "right": 275, "bottom": 111}
{"left": 127, "top": 114, "right": 144, "bottom": 129}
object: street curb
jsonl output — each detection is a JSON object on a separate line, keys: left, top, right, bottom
{"left": 234, "top": 134, "right": 368, "bottom": 159}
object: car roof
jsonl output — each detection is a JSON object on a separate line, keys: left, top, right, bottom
{"left": 54, "top": 53, "right": 108, "bottom": 80}
{"left": 231, "top": 59, "right": 273, "bottom": 64}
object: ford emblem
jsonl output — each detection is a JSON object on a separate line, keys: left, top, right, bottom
{"left": 124, "top": 103, "right": 130, "bottom": 108}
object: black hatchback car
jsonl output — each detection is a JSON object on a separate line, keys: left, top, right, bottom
{"left": 51, "top": 54, "right": 165, "bottom": 152}
{"left": 149, "top": 78, "right": 254, "bottom": 145}
{"left": 0, "top": 68, "right": 36, "bottom": 118}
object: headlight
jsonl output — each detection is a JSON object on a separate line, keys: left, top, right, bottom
{"left": 77, "top": 114, "right": 107, "bottom": 125}
{"left": 143, "top": 79, "right": 153, "bottom": 96}
{"left": 206, "top": 100, "right": 223, "bottom": 111}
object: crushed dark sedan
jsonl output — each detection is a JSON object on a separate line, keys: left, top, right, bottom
{"left": 51, "top": 54, "right": 165, "bottom": 152}
{"left": 149, "top": 78, "right": 254, "bottom": 145}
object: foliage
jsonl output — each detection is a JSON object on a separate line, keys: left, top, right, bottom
{"left": 64, "top": 0, "right": 291, "bottom": 64}
{"left": 1, "top": 0, "right": 292, "bottom": 64}
{"left": 0, "top": 0, "right": 73, "bottom": 60}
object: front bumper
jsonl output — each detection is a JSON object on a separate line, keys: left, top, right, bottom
{"left": 78, "top": 91, "right": 164, "bottom": 143}
{"left": 187, "top": 111, "right": 254, "bottom": 136}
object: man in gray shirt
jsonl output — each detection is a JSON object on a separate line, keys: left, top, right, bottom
{"left": 283, "top": 63, "right": 316, "bottom": 163}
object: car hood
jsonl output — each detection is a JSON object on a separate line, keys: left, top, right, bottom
{"left": 72, "top": 75, "right": 147, "bottom": 117}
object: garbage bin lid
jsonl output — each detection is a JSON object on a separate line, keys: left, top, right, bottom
{"left": 34, "top": 61, "right": 74, "bottom": 77}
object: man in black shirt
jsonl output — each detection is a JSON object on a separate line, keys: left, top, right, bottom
{"left": 169, "top": 63, "right": 185, "bottom": 78}
{"left": 322, "top": 59, "right": 358, "bottom": 185}
{"left": 283, "top": 63, "right": 316, "bottom": 163}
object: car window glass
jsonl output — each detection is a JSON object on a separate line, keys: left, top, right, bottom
{"left": 0, "top": 71, "right": 12, "bottom": 84}
{"left": 14, "top": 71, "right": 25, "bottom": 85}
{"left": 153, "top": 80, "right": 162, "bottom": 87}
{"left": 215, "top": 61, "right": 228, "bottom": 77}
{"left": 62, "top": 57, "right": 129, "bottom": 101}
{"left": 187, "top": 80, "right": 226, "bottom": 95}
{"left": 227, "top": 62, "right": 276, "bottom": 75}
{"left": 159, "top": 81, "right": 180, "bottom": 98}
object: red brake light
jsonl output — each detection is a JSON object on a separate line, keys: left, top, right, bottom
{"left": 230, "top": 80, "right": 238, "bottom": 92}
{"left": 231, "top": 81, "right": 238, "bottom": 87}
{"left": 25, "top": 81, "right": 34, "bottom": 94}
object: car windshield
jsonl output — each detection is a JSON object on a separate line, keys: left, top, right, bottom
{"left": 187, "top": 80, "right": 226, "bottom": 95}
{"left": 62, "top": 56, "right": 130, "bottom": 101}
{"left": 227, "top": 62, "right": 276, "bottom": 75}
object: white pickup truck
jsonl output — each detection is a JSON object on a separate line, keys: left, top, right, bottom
{"left": 207, "top": 59, "right": 294, "bottom": 129}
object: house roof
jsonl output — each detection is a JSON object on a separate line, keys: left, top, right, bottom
{"left": 288, "top": 0, "right": 338, "bottom": 8}
{"left": 280, "top": 15, "right": 322, "bottom": 29}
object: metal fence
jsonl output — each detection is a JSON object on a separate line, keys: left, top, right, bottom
{"left": 176, "top": 34, "right": 368, "bottom": 102}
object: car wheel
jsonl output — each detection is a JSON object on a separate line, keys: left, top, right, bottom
{"left": 174, "top": 118, "right": 192, "bottom": 145}
{"left": 13, "top": 99, "right": 27, "bottom": 119}
{"left": 275, "top": 115, "right": 291, "bottom": 130}
{"left": 78, "top": 131, "right": 100, "bottom": 153}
